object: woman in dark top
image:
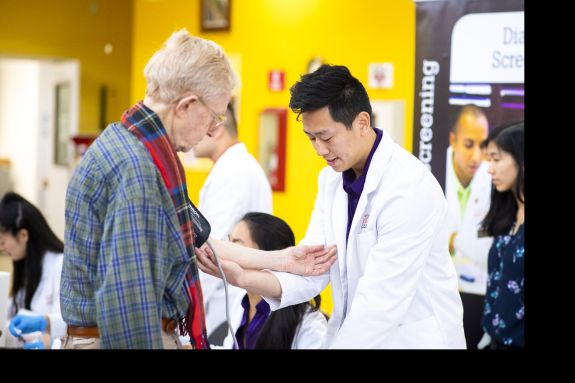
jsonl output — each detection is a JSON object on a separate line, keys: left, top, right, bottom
{"left": 479, "top": 121, "right": 524, "bottom": 349}
{"left": 225, "top": 212, "right": 327, "bottom": 349}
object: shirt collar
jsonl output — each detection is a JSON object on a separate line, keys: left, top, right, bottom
{"left": 342, "top": 128, "right": 383, "bottom": 197}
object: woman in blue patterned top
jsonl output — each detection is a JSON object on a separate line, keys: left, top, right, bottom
{"left": 478, "top": 121, "right": 524, "bottom": 349}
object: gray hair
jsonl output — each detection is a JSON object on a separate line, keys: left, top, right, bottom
{"left": 144, "top": 29, "right": 237, "bottom": 103}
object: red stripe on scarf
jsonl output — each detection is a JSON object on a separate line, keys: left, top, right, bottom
{"left": 143, "top": 141, "right": 171, "bottom": 187}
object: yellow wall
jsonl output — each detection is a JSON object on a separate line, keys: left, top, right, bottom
{"left": 0, "top": 0, "right": 133, "bottom": 134}
{"left": 0, "top": 254, "right": 12, "bottom": 273}
{"left": 133, "top": 0, "right": 415, "bottom": 314}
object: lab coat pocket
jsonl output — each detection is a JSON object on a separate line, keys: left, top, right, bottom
{"left": 389, "top": 316, "right": 447, "bottom": 349}
{"left": 355, "top": 229, "right": 378, "bottom": 272}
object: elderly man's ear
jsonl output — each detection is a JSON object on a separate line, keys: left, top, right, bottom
{"left": 174, "top": 94, "right": 199, "bottom": 115}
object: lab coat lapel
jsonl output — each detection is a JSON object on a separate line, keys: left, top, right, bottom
{"left": 331, "top": 178, "right": 348, "bottom": 283}
{"left": 345, "top": 131, "right": 393, "bottom": 273}
{"left": 328, "top": 178, "right": 348, "bottom": 326}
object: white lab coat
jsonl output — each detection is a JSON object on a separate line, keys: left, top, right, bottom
{"left": 198, "top": 142, "right": 273, "bottom": 335}
{"left": 4, "top": 251, "right": 67, "bottom": 348}
{"left": 265, "top": 131, "right": 466, "bottom": 349}
{"left": 445, "top": 146, "right": 493, "bottom": 295}
{"left": 217, "top": 293, "right": 327, "bottom": 349}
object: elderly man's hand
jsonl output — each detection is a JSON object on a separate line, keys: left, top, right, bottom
{"left": 195, "top": 243, "right": 244, "bottom": 287}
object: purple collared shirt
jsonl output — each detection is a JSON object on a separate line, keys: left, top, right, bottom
{"left": 342, "top": 128, "right": 383, "bottom": 242}
{"left": 234, "top": 294, "right": 271, "bottom": 349}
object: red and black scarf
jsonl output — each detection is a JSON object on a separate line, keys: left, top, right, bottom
{"left": 122, "top": 101, "right": 209, "bottom": 349}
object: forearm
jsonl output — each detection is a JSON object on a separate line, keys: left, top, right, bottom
{"left": 238, "top": 269, "right": 282, "bottom": 299}
{"left": 208, "top": 237, "right": 284, "bottom": 271}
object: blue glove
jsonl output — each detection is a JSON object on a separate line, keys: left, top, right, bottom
{"left": 9, "top": 314, "right": 48, "bottom": 336}
{"left": 23, "top": 340, "right": 45, "bottom": 349}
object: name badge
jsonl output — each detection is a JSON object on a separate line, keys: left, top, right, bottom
{"left": 361, "top": 214, "right": 369, "bottom": 229}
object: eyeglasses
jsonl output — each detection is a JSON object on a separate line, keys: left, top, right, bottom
{"left": 198, "top": 96, "right": 227, "bottom": 127}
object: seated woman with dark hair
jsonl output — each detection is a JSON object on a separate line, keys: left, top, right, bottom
{"left": 219, "top": 212, "right": 327, "bottom": 349}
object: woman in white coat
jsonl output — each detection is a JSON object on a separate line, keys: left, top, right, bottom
{"left": 0, "top": 192, "right": 66, "bottom": 349}
{"left": 198, "top": 65, "right": 465, "bottom": 349}
{"left": 218, "top": 212, "right": 327, "bottom": 349}
{"left": 193, "top": 102, "right": 273, "bottom": 343}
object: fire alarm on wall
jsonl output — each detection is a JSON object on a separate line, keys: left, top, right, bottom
{"left": 268, "top": 70, "right": 285, "bottom": 92}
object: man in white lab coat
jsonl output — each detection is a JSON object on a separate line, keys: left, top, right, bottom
{"left": 197, "top": 65, "right": 466, "bottom": 348}
{"left": 445, "top": 105, "right": 493, "bottom": 348}
{"left": 192, "top": 102, "right": 273, "bottom": 344}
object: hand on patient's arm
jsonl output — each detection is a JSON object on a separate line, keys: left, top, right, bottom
{"left": 205, "top": 238, "right": 337, "bottom": 276}
{"left": 281, "top": 244, "right": 338, "bottom": 276}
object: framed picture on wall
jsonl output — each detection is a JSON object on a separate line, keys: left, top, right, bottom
{"left": 201, "top": 0, "right": 231, "bottom": 31}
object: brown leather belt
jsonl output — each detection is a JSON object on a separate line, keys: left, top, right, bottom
{"left": 67, "top": 318, "right": 178, "bottom": 337}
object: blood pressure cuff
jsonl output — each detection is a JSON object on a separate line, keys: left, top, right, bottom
{"left": 187, "top": 198, "right": 211, "bottom": 248}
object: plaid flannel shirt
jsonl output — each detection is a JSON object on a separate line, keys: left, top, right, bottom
{"left": 61, "top": 122, "right": 191, "bottom": 349}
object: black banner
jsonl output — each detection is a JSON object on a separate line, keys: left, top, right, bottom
{"left": 413, "top": 0, "right": 524, "bottom": 186}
